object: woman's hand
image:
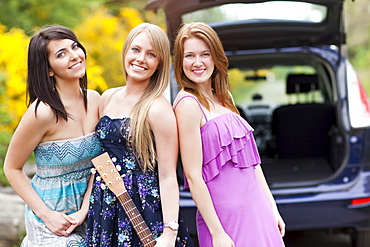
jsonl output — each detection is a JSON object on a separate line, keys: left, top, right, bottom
{"left": 41, "top": 210, "right": 76, "bottom": 236}
{"left": 154, "top": 229, "right": 177, "bottom": 247}
{"left": 277, "top": 215, "right": 286, "bottom": 237}
{"left": 65, "top": 209, "right": 88, "bottom": 234}
{"left": 212, "top": 231, "right": 235, "bottom": 247}
{"left": 273, "top": 208, "right": 286, "bottom": 237}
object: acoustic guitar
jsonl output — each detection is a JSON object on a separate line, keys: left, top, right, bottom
{"left": 92, "top": 152, "right": 156, "bottom": 247}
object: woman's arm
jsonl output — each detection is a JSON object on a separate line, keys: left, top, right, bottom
{"left": 4, "top": 103, "right": 75, "bottom": 236}
{"left": 174, "top": 96, "right": 234, "bottom": 247}
{"left": 255, "top": 165, "right": 286, "bottom": 236}
{"left": 87, "top": 89, "right": 101, "bottom": 120}
{"left": 66, "top": 174, "right": 94, "bottom": 234}
{"left": 148, "top": 97, "right": 180, "bottom": 246}
{"left": 65, "top": 89, "right": 101, "bottom": 233}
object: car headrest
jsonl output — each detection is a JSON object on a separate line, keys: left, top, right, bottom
{"left": 286, "top": 74, "right": 318, "bottom": 94}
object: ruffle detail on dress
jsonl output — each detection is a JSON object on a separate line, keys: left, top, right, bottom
{"left": 200, "top": 112, "right": 261, "bottom": 183}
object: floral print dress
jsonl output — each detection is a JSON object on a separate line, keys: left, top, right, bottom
{"left": 86, "top": 116, "right": 193, "bottom": 247}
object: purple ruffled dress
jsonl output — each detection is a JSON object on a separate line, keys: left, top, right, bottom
{"left": 175, "top": 96, "right": 285, "bottom": 247}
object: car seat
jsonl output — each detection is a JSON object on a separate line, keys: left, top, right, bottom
{"left": 271, "top": 74, "right": 335, "bottom": 160}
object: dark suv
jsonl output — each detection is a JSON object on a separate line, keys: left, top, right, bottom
{"left": 146, "top": 0, "right": 370, "bottom": 246}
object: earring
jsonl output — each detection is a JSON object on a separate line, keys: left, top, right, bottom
{"left": 50, "top": 76, "right": 56, "bottom": 91}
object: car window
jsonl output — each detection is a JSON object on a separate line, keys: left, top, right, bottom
{"left": 230, "top": 65, "right": 323, "bottom": 108}
{"left": 182, "top": 1, "right": 327, "bottom": 25}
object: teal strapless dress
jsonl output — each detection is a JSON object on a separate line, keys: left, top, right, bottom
{"left": 21, "top": 133, "right": 101, "bottom": 247}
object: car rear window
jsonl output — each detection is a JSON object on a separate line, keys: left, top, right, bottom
{"left": 182, "top": 1, "right": 327, "bottom": 25}
{"left": 229, "top": 64, "right": 324, "bottom": 107}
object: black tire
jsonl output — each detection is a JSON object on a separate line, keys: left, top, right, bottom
{"left": 351, "top": 228, "right": 370, "bottom": 247}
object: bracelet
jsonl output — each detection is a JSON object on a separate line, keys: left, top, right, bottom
{"left": 163, "top": 221, "right": 179, "bottom": 231}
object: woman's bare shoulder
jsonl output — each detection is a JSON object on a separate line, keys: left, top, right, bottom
{"left": 149, "top": 96, "right": 173, "bottom": 116}
{"left": 87, "top": 89, "right": 101, "bottom": 99}
{"left": 174, "top": 90, "right": 196, "bottom": 102}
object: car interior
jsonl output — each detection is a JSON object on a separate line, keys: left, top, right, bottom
{"left": 230, "top": 52, "right": 347, "bottom": 188}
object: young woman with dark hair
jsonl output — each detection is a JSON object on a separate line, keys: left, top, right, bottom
{"left": 4, "top": 25, "right": 101, "bottom": 246}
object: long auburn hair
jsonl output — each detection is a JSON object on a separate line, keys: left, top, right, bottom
{"left": 27, "top": 25, "right": 88, "bottom": 121}
{"left": 122, "top": 23, "right": 170, "bottom": 172}
{"left": 174, "top": 22, "right": 238, "bottom": 113}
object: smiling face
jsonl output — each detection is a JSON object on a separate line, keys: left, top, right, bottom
{"left": 182, "top": 37, "right": 215, "bottom": 85}
{"left": 124, "top": 32, "right": 160, "bottom": 84}
{"left": 48, "top": 39, "right": 86, "bottom": 83}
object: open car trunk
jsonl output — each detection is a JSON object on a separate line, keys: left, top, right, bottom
{"left": 146, "top": 0, "right": 351, "bottom": 189}
{"left": 229, "top": 49, "right": 347, "bottom": 189}
{"left": 146, "top": 0, "right": 346, "bottom": 51}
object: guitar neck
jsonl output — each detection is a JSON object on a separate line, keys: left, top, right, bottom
{"left": 117, "top": 192, "right": 156, "bottom": 247}
{"left": 91, "top": 152, "right": 156, "bottom": 247}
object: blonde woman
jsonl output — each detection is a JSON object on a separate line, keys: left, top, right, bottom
{"left": 86, "top": 23, "right": 193, "bottom": 247}
{"left": 173, "top": 22, "right": 285, "bottom": 247}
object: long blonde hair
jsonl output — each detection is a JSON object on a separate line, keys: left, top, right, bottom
{"left": 122, "top": 23, "right": 170, "bottom": 171}
{"left": 174, "top": 22, "right": 239, "bottom": 113}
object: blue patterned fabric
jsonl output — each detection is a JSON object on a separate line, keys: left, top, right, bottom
{"left": 86, "top": 116, "right": 193, "bottom": 247}
{"left": 21, "top": 133, "right": 101, "bottom": 246}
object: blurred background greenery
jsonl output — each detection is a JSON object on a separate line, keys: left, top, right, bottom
{"left": 0, "top": 0, "right": 369, "bottom": 186}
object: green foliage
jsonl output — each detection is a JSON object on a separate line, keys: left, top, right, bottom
{"left": 0, "top": 131, "right": 11, "bottom": 186}
{"left": 344, "top": 0, "right": 370, "bottom": 94}
{"left": 0, "top": 27, "right": 26, "bottom": 184}
{"left": 0, "top": 25, "right": 29, "bottom": 132}
{"left": 0, "top": 0, "right": 103, "bottom": 32}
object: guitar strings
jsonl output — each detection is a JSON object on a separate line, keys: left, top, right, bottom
{"left": 117, "top": 193, "right": 156, "bottom": 247}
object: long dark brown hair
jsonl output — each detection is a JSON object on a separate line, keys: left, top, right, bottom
{"left": 27, "top": 25, "right": 88, "bottom": 121}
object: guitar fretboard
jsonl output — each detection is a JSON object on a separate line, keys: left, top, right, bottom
{"left": 117, "top": 192, "right": 156, "bottom": 247}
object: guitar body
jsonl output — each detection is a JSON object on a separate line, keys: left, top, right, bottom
{"left": 92, "top": 152, "right": 156, "bottom": 247}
